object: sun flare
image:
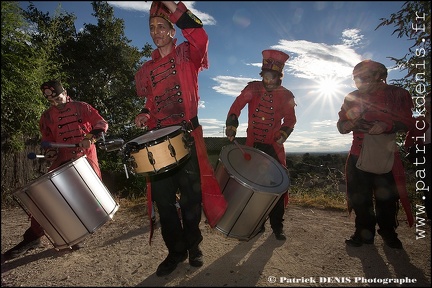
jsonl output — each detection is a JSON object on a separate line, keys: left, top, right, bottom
{"left": 316, "top": 76, "right": 342, "bottom": 98}
{"left": 302, "top": 75, "right": 347, "bottom": 118}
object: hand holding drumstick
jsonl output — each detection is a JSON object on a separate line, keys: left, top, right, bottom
{"left": 135, "top": 113, "right": 149, "bottom": 130}
{"left": 233, "top": 140, "right": 251, "bottom": 161}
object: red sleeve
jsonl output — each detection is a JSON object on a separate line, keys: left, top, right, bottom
{"left": 227, "top": 83, "right": 255, "bottom": 119}
{"left": 170, "top": 1, "right": 208, "bottom": 71}
{"left": 82, "top": 102, "right": 108, "bottom": 133}
{"left": 280, "top": 90, "right": 296, "bottom": 130}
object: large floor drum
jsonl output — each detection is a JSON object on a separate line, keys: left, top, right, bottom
{"left": 14, "top": 156, "right": 119, "bottom": 250}
{"left": 215, "top": 144, "right": 290, "bottom": 241}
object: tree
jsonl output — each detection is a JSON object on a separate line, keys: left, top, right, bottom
{"left": 376, "top": 1, "right": 431, "bottom": 95}
{"left": 61, "top": 1, "right": 152, "bottom": 139}
{"left": 2, "top": 1, "right": 154, "bottom": 201}
{"left": 1, "top": 1, "right": 46, "bottom": 151}
{"left": 19, "top": 1, "right": 153, "bottom": 140}
{"left": 22, "top": 1, "right": 77, "bottom": 81}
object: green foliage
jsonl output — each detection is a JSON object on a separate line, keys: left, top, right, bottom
{"left": 22, "top": 2, "right": 76, "bottom": 79}
{"left": 2, "top": 1, "right": 152, "bottom": 146}
{"left": 1, "top": 1, "right": 154, "bottom": 200}
{"left": 98, "top": 148, "right": 148, "bottom": 199}
{"left": 375, "top": 1, "right": 431, "bottom": 93}
{"left": 1, "top": 1, "right": 46, "bottom": 151}
{"left": 55, "top": 1, "right": 151, "bottom": 139}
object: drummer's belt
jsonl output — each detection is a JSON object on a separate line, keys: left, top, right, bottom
{"left": 185, "top": 116, "right": 200, "bottom": 132}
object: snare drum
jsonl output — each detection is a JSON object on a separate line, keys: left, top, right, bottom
{"left": 124, "top": 126, "right": 190, "bottom": 175}
{"left": 214, "top": 144, "right": 290, "bottom": 241}
{"left": 14, "top": 156, "right": 119, "bottom": 250}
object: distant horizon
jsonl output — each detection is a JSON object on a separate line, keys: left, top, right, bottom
{"left": 285, "top": 151, "right": 349, "bottom": 155}
{"left": 203, "top": 136, "right": 349, "bottom": 155}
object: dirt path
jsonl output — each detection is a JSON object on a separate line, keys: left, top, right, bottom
{"left": 1, "top": 199, "right": 430, "bottom": 287}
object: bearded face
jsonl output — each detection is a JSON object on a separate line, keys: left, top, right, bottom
{"left": 353, "top": 71, "right": 381, "bottom": 93}
{"left": 261, "top": 70, "right": 282, "bottom": 92}
{"left": 352, "top": 60, "right": 387, "bottom": 94}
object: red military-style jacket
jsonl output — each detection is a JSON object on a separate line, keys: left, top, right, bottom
{"left": 227, "top": 81, "right": 297, "bottom": 166}
{"left": 135, "top": 2, "right": 208, "bottom": 127}
{"left": 134, "top": 2, "right": 226, "bottom": 234}
{"left": 227, "top": 81, "right": 297, "bottom": 208}
{"left": 337, "top": 84, "right": 416, "bottom": 226}
{"left": 39, "top": 99, "right": 108, "bottom": 178}
{"left": 337, "top": 84, "right": 415, "bottom": 156}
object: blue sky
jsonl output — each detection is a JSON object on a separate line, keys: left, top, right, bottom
{"left": 19, "top": 1, "right": 413, "bottom": 153}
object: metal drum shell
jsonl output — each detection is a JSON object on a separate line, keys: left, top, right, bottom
{"left": 13, "top": 156, "right": 119, "bottom": 250}
{"left": 215, "top": 144, "right": 290, "bottom": 241}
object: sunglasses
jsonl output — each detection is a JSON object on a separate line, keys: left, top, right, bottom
{"left": 353, "top": 75, "right": 374, "bottom": 82}
{"left": 42, "top": 87, "right": 65, "bottom": 98}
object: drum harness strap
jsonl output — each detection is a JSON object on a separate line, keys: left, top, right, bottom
{"left": 185, "top": 115, "right": 200, "bottom": 132}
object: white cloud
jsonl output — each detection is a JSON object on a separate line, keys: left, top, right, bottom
{"left": 212, "top": 29, "right": 365, "bottom": 98}
{"left": 211, "top": 76, "right": 257, "bottom": 97}
{"left": 108, "top": 1, "right": 216, "bottom": 25}
{"left": 272, "top": 39, "right": 361, "bottom": 80}
{"left": 200, "top": 118, "right": 226, "bottom": 137}
{"left": 341, "top": 28, "right": 364, "bottom": 47}
{"left": 198, "top": 100, "right": 205, "bottom": 109}
{"left": 108, "top": 1, "right": 150, "bottom": 11}
{"left": 310, "top": 119, "right": 337, "bottom": 129}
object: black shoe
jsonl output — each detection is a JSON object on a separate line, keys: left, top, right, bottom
{"left": 3, "top": 238, "right": 43, "bottom": 260}
{"left": 156, "top": 252, "right": 187, "bottom": 277}
{"left": 381, "top": 235, "right": 403, "bottom": 249}
{"left": 345, "top": 234, "right": 374, "bottom": 247}
{"left": 71, "top": 243, "right": 83, "bottom": 250}
{"left": 274, "top": 231, "right": 286, "bottom": 241}
{"left": 188, "top": 247, "right": 203, "bottom": 267}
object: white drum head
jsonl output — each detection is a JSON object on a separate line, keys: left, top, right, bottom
{"left": 219, "top": 144, "right": 289, "bottom": 194}
{"left": 128, "top": 126, "right": 181, "bottom": 145}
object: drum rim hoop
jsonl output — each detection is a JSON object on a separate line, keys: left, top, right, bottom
{"left": 127, "top": 125, "right": 184, "bottom": 147}
{"left": 218, "top": 144, "right": 290, "bottom": 193}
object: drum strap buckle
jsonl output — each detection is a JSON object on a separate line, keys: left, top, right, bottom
{"left": 185, "top": 116, "right": 200, "bottom": 132}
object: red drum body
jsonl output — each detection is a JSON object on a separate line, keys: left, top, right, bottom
{"left": 125, "top": 126, "right": 190, "bottom": 175}
{"left": 13, "top": 156, "right": 119, "bottom": 250}
{"left": 215, "top": 144, "right": 290, "bottom": 241}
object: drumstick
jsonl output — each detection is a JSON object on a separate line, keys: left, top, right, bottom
{"left": 97, "top": 139, "right": 125, "bottom": 152}
{"left": 233, "top": 140, "right": 251, "bottom": 161}
{"left": 41, "top": 141, "right": 79, "bottom": 148}
{"left": 27, "top": 152, "right": 45, "bottom": 159}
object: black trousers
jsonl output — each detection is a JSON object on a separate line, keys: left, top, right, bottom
{"left": 346, "top": 154, "right": 400, "bottom": 240}
{"left": 150, "top": 142, "right": 203, "bottom": 255}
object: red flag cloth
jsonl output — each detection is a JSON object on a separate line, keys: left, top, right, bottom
{"left": 191, "top": 126, "right": 228, "bottom": 228}
{"left": 392, "top": 153, "right": 414, "bottom": 227}
{"left": 146, "top": 177, "right": 154, "bottom": 245}
{"left": 146, "top": 126, "right": 228, "bottom": 244}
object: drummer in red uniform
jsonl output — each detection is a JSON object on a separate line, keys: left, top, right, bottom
{"left": 134, "top": 1, "right": 227, "bottom": 277}
{"left": 225, "top": 49, "right": 297, "bottom": 241}
{"left": 2, "top": 80, "right": 108, "bottom": 262}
